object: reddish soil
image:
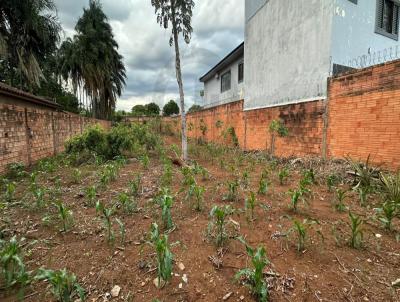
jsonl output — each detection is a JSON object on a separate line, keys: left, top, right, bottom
{"left": 1, "top": 135, "right": 399, "bottom": 302}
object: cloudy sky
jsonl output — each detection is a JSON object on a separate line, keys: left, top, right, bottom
{"left": 54, "top": 0, "right": 244, "bottom": 112}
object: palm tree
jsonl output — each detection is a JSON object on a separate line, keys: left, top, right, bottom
{"left": 0, "top": 0, "right": 61, "bottom": 88}
{"left": 58, "top": 0, "right": 126, "bottom": 119}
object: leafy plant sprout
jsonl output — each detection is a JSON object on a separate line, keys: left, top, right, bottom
{"left": 72, "top": 168, "right": 82, "bottom": 184}
{"left": 376, "top": 201, "right": 397, "bottom": 231}
{"left": 245, "top": 192, "right": 257, "bottom": 222}
{"left": 85, "top": 186, "right": 97, "bottom": 207}
{"left": 161, "top": 160, "right": 173, "bottom": 187}
{"left": 241, "top": 171, "right": 250, "bottom": 189}
{"left": 349, "top": 211, "right": 363, "bottom": 249}
{"left": 0, "top": 236, "right": 30, "bottom": 291}
{"left": 115, "top": 218, "right": 126, "bottom": 245}
{"left": 235, "top": 238, "right": 269, "bottom": 302}
{"left": 4, "top": 180, "right": 16, "bottom": 203}
{"left": 150, "top": 223, "right": 173, "bottom": 287}
{"left": 223, "top": 179, "right": 239, "bottom": 202}
{"left": 117, "top": 192, "right": 137, "bottom": 214}
{"left": 278, "top": 167, "right": 289, "bottom": 185}
{"left": 189, "top": 183, "right": 205, "bottom": 212}
{"left": 327, "top": 174, "right": 340, "bottom": 192}
{"left": 258, "top": 177, "right": 268, "bottom": 195}
{"left": 334, "top": 188, "right": 348, "bottom": 212}
{"left": 33, "top": 186, "right": 46, "bottom": 209}
{"left": 159, "top": 189, "right": 174, "bottom": 230}
{"left": 128, "top": 174, "right": 142, "bottom": 197}
{"left": 35, "top": 268, "right": 85, "bottom": 302}
{"left": 96, "top": 201, "right": 115, "bottom": 244}
{"left": 140, "top": 153, "right": 150, "bottom": 169}
{"left": 54, "top": 201, "right": 74, "bottom": 232}
{"left": 209, "top": 205, "right": 234, "bottom": 247}
{"left": 286, "top": 218, "right": 319, "bottom": 252}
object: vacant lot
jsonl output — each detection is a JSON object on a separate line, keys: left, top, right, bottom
{"left": 1, "top": 125, "right": 399, "bottom": 302}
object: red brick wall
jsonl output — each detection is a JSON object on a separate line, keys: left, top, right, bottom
{"left": 327, "top": 60, "right": 400, "bottom": 169}
{"left": 0, "top": 103, "right": 111, "bottom": 173}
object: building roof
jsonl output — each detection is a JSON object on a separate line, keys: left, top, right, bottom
{"left": 199, "top": 42, "right": 244, "bottom": 83}
{"left": 0, "top": 82, "right": 62, "bottom": 109}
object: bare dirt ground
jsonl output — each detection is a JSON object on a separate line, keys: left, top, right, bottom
{"left": 1, "top": 135, "right": 399, "bottom": 302}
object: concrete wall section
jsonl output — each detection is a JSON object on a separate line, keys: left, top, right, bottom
{"left": 244, "top": 0, "right": 334, "bottom": 110}
{"left": 331, "top": 0, "right": 400, "bottom": 69}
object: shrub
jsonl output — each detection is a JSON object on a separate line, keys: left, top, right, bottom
{"left": 380, "top": 172, "right": 400, "bottom": 205}
{"left": 35, "top": 268, "right": 85, "bottom": 302}
{"left": 65, "top": 125, "right": 107, "bottom": 156}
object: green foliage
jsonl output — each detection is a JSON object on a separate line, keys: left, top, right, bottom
{"left": 278, "top": 167, "right": 289, "bottom": 185}
{"left": 269, "top": 120, "right": 289, "bottom": 137}
{"left": 223, "top": 179, "right": 239, "bottom": 202}
{"left": 258, "top": 177, "right": 268, "bottom": 195}
{"left": 241, "top": 171, "right": 250, "bottom": 189}
{"left": 301, "top": 169, "right": 316, "bottom": 187}
{"left": 288, "top": 186, "right": 310, "bottom": 212}
{"left": 128, "top": 174, "right": 142, "bottom": 197}
{"left": 115, "top": 218, "right": 126, "bottom": 245}
{"left": 245, "top": 192, "right": 257, "bottom": 221}
{"left": 72, "top": 169, "right": 82, "bottom": 184}
{"left": 6, "top": 162, "right": 26, "bottom": 179}
{"left": 159, "top": 190, "right": 174, "bottom": 230}
{"left": 0, "top": 236, "right": 30, "bottom": 291}
{"left": 347, "top": 156, "right": 378, "bottom": 193}
{"left": 99, "top": 163, "right": 119, "bottom": 187}
{"left": 84, "top": 186, "right": 97, "bottom": 207}
{"left": 131, "top": 103, "right": 160, "bottom": 116}
{"left": 161, "top": 161, "right": 173, "bottom": 187}
{"left": 140, "top": 153, "right": 150, "bottom": 169}
{"left": 224, "top": 126, "right": 239, "bottom": 147}
{"left": 181, "top": 166, "right": 196, "bottom": 188}
{"left": 327, "top": 174, "right": 340, "bottom": 192}
{"left": 3, "top": 180, "right": 16, "bottom": 202}
{"left": 65, "top": 125, "right": 107, "bottom": 157}
{"left": 235, "top": 239, "right": 269, "bottom": 302}
{"left": 35, "top": 268, "right": 85, "bottom": 302}
{"left": 162, "top": 100, "right": 180, "bottom": 116}
{"left": 380, "top": 172, "right": 400, "bottom": 204}
{"left": 117, "top": 192, "right": 137, "bottom": 214}
{"left": 54, "top": 201, "right": 74, "bottom": 232}
{"left": 96, "top": 201, "right": 115, "bottom": 244}
{"left": 187, "top": 183, "right": 205, "bottom": 212}
{"left": 334, "top": 188, "right": 348, "bottom": 212}
{"left": 209, "top": 205, "right": 234, "bottom": 247}
{"left": 188, "top": 104, "right": 202, "bottom": 113}
{"left": 349, "top": 212, "right": 363, "bottom": 249}
{"left": 286, "top": 218, "right": 319, "bottom": 252}
{"left": 32, "top": 186, "right": 47, "bottom": 209}
{"left": 199, "top": 119, "right": 208, "bottom": 138}
{"left": 150, "top": 223, "right": 173, "bottom": 286}
{"left": 376, "top": 201, "right": 398, "bottom": 231}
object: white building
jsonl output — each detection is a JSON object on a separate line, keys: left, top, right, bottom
{"left": 200, "top": 0, "right": 400, "bottom": 110}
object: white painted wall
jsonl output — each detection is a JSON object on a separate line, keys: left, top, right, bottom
{"left": 202, "top": 56, "right": 244, "bottom": 108}
{"left": 244, "top": 0, "right": 334, "bottom": 110}
{"left": 332, "top": 0, "right": 400, "bottom": 69}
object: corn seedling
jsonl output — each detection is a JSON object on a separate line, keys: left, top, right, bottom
{"left": 235, "top": 238, "right": 269, "bottom": 302}
{"left": 288, "top": 186, "right": 309, "bottom": 212}
{"left": 140, "top": 153, "right": 150, "bottom": 169}
{"left": 96, "top": 201, "right": 115, "bottom": 244}
{"left": 181, "top": 166, "right": 195, "bottom": 188}
{"left": 161, "top": 161, "right": 173, "bottom": 187}
{"left": 301, "top": 169, "right": 315, "bottom": 187}
{"left": 376, "top": 201, "right": 397, "bottom": 231}
{"left": 209, "top": 205, "right": 234, "bottom": 247}
{"left": 158, "top": 189, "right": 174, "bottom": 230}
{"left": 278, "top": 168, "right": 289, "bottom": 185}
{"left": 0, "top": 236, "right": 30, "bottom": 291}
{"left": 35, "top": 268, "right": 85, "bottom": 302}
{"left": 358, "top": 186, "right": 370, "bottom": 207}
{"left": 258, "top": 177, "right": 268, "bottom": 195}
{"left": 128, "top": 174, "right": 142, "bottom": 197}
{"left": 99, "top": 164, "right": 118, "bottom": 187}
{"left": 115, "top": 218, "right": 126, "bottom": 245}
{"left": 349, "top": 211, "right": 363, "bottom": 249}
{"left": 33, "top": 187, "right": 46, "bottom": 209}
{"left": 29, "top": 172, "right": 38, "bottom": 192}
{"left": 150, "top": 223, "right": 173, "bottom": 286}
{"left": 245, "top": 192, "right": 257, "bottom": 222}
{"left": 72, "top": 169, "right": 82, "bottom": 184}
{"left": 286, "top": 218, "right": 319, "bottom": 252}
{"left": 223, "top": 180, "right": 239, "bottom": 201}
{"left": 85, "top": 186, "right": 97, "bottom": 207}
{"left": 54, "top": 201, "right": 74, "bottom": 232}
{"left": 241, "top": 171, "right": 250, "bottom": 189}
{"left": 4, "top": 181, "right": 16, "bottom": 202}
{"left": 6, "top": 162, "right": 26, "bottom": 179}
{"left": 117, "top": 192, "right": 137, "bottom": 214}
{"left": 334, "top": 188, "right": 348, "bottom": 212}
{"left": 327, "top": 174, "right": 340, "bottom": 192}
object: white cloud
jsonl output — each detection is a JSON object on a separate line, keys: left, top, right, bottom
{"left": 54, "top": 0, "right": 244, "bottom": 111}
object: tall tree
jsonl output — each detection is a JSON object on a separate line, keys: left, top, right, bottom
{"left": 58, "top": 0, "right": 126, "bottom": 120}
{"left": 0, "top": 0, "right": 61, "bottom": 88}
{"left": 151, "top": 0, "right": 195, "bottom": 161}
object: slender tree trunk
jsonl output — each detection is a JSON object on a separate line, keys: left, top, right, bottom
{"left": 171, "top": 14, "right": 188, "bottom": 161}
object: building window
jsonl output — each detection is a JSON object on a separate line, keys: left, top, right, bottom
{"left": 238, "top": 62, "right": 244, "bottom": 83}
{"left": 376, "top": 0, "right": 399, "bottom": 40}
{"left": 221, "top": 71, "right": 231, "bottom": 92}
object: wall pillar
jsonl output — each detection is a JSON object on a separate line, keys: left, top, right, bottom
{"left": 24, "top": 108, "right": 32, "bottom": 166}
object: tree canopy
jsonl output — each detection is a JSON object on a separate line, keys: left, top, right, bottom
{"left": 188, "top": 104, "right": 202, "bottom": 113}
{"left": 131, "top": 103, "right": 161, "bottom": 117}
{"left": 58, "top": 0, "right": 126, "bottom": 119}
{"left": 163, "top": 100, "right": 180, "bottom": 116}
